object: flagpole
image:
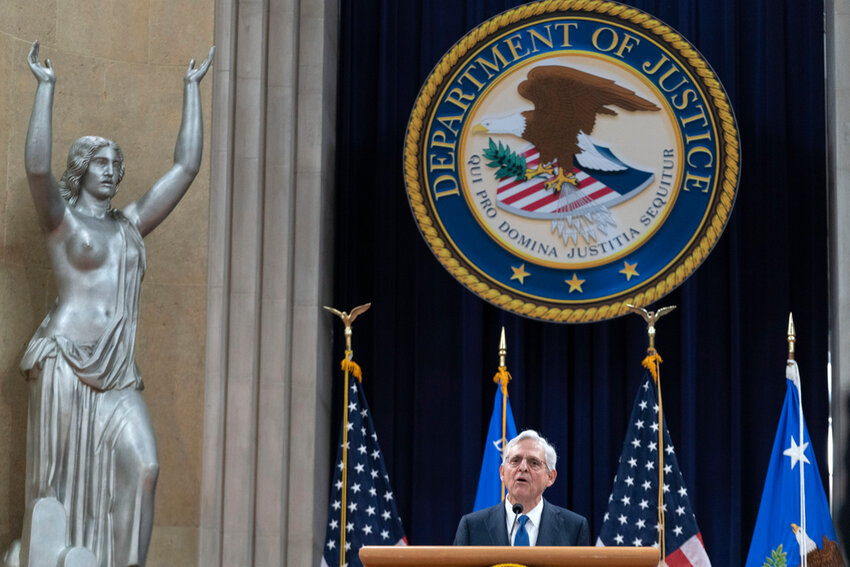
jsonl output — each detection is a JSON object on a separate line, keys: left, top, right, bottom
{"left": 495, "top": 326, "right": 512, "bottom": 502}
{"left": 324, "top": 303, "right": 372, "bottom": 567}
{"left": 628, "top": 304, "right": 676, "bottom": 565}
{"left": 788, "top": 313, "right": 808, "bottom": 567}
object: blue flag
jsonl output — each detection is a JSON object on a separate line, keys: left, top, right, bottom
{"left": 745, "top": 361, "right": 842, "bottom": 567}
{"left": 472, "top": 385, "right": 518, "bottom": 511}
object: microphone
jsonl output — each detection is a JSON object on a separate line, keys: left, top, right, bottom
{"left": 509, "top": 503, "right": 523, "bottom": 545}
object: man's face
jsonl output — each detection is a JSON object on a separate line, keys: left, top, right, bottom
{"left": 499, "top": 438, "right": 557, "bottom": 510}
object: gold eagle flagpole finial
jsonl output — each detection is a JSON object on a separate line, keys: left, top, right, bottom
{"left": 627, "top": 303, "right": 675, "bottom": 563}
{"left": 324, "top": 302, "right": 371, "bottom": 355}
{"left": 627, "top": 304, "right": 677, "bottom": 354}
{"left": 323, "top": 302, "right": 371, "bottom": 566}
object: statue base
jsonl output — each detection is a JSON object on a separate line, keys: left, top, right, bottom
{"left": 3, "top": 497, "right": 97, "bottom": 567}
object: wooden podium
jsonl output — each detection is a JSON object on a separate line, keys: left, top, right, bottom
{"left": 359, "top": 546, "right": 660, "bottom": 566}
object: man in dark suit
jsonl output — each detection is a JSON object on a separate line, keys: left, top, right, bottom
{"left": 454, "top": 430, "right": 589, "bottom": 546}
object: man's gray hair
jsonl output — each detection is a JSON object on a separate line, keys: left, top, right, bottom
{"left": 502, "top": 429, "right": 557, "bottom": 471}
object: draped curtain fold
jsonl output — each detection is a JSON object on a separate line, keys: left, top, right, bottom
{"left": 332, "top": 1, "right": 828, "bottom": 564}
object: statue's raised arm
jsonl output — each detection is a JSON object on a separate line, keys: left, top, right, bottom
{"left": 123, "top": 46, "right": 215, "bottom": 236}
{"left": 25, "top": 41, "right": 67, "bottom": 234}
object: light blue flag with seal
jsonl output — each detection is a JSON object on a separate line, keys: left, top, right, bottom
{"left": 745, "top": 360, "right": 842, "bottom": 567}
{"left": 473, "top": 383, "right": 518, "bottom": 511}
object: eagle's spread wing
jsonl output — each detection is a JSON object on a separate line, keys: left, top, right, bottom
{"left": 518, "top": 66, "right": 660, "bottom": 168}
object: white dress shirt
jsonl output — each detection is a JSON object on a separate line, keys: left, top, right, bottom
{"left": 504, "top": 498, "right": 544, "bottom": 546}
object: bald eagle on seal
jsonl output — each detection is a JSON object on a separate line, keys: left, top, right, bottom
{"left": 475, "top": 65, "right": 660, "bottom": 190}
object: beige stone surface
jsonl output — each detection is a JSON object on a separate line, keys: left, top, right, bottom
{"left": 56, "top": 0, "right": 149, "bottom": 63}
{"left": 0, "top": 33, "right": 10, "bottom": 267}
{"left": 149, "top": 0, "right": 215, "bottom": 67}
{"left": 136, "top": 282, "right": 207, "bottom": 526}
{"left": 3, "top": 175, "right": 49, "bottom": 269}
{"left": 0, "top": 1, "right": 212, "bottom": 563}
{"left": 147, "top": 525, "right": 199, "bottom": 567}
{"left": 0, "top": 265, "right": 39, "bottom": 546}
{"left": 0, "top": 0, "right": 57, "bottom": 45}
{"left": 142, "top": 180, "right": 211, "bottom": 286}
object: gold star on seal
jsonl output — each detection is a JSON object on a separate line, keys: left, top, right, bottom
{"left": 620, "top": 261, "right": 639, "bottom": 281}
{"left": 565, "top": 273, "right": 585, "bottom": 293}
{"left": 510, "top": 263, "right": 530, "bottom": 284}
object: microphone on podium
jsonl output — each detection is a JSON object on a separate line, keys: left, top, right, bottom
{"left": 509, "top": 503, "right": 523, "bottom": 544}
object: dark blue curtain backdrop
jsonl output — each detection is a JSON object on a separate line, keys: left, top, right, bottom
{"left": 331, "top": 1, "right": 828, "bottom": 565}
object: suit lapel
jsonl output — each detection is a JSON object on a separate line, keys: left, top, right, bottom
{"left": 486, "top": 503, "right": 510, "bottom": 545}
{"left": 536, "top": 499, "right": 564, "bottom": 546}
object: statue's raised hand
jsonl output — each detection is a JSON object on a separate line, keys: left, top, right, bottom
{"left": 184, "top": 46, "right": 215, "bottom": 84}
{"left": 27, "top": 41, "right": 55, "bottom": 85}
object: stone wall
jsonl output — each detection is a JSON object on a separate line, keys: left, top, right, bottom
{"left": 828, "top": 0, "right": 850, "bottom": 555}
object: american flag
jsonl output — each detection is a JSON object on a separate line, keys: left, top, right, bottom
{"left": 596, "top": 373, "right": 711, "bottom": 566}
{"left": 321, "top": 376, "right": 406, "bottom": 567}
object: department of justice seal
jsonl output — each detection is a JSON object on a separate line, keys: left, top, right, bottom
{"left": 404, "top": 0, "right": 739, "bottom": 323}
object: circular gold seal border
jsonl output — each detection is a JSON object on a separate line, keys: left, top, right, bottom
{"left": 403, "top": 0, "right": 740, "bottom": 323}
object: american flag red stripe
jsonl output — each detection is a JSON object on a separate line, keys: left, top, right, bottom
{"left": 665, "top": 533, "right": 711, "bottom": 566}
{"left": 500, "top": 181, "right": 549, "bottom": 205}
{"left": 493, "top": 145, "right": 619, "bottom": 217}
{"left": 522, "top": 191, "right": 561, "bottom": 211}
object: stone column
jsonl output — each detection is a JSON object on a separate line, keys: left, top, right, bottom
{"left": 199, "top": 0, "right": 337, "bottom": 565}
{"left": 827, "top": 0, "right": 850, "bottom": 557}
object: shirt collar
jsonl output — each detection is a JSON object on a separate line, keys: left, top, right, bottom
{"left": 504, "top": 497, "right": 544, "bottom": 526}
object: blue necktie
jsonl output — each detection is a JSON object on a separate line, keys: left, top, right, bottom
{"left": 514, "top": 514, "right": 530, "bottom": 546}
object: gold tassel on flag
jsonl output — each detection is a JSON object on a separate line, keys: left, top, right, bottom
{"left": 341, "top": 358, "right": 363, "bottom": 381}
{"left": 628, "top": 304, "right": 676, "bottom": 564}
{"left": 323, "top": 302, "right": 371, "bottom": 567}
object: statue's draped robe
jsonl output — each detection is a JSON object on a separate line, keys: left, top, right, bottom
{"left": 20, "top": 217, "right": 153, "bottom": 566}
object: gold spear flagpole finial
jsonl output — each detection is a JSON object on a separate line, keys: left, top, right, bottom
{"left": 498, "top": 326, "right": 507, "bottom": 368}
{"left": 787, "top": 312, "right": 796, "bottom": 360}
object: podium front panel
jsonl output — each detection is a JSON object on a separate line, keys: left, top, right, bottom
{"left": 359, "top": 545, "right": 660, "bottom": 567}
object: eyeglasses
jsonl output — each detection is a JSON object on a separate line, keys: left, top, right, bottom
{"left": 505, "top": 455, "right": 546, "bottom": 471}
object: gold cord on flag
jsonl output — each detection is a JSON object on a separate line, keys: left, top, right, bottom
{"left": 323, "top": 303, "right": 371, "bottom": 567}
{"left": 340, "top": 349, "right": 352, "bottom": 566}
{"left": 628, "top": 304, "right": 676, "bottom": 565}
{"left": 493, "top": 327, "right": 512, "bottom": 502}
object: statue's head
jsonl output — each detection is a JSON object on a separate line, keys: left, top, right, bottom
{"left": 58, "top": 136, "right": 125, "bottom": 205}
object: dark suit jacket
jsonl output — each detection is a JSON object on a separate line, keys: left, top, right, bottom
{"left": 453, "top": 499, "right": 590, "bottom": 546}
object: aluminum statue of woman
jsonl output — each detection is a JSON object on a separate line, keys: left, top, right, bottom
{"left": 7, "top": 41, "right": 214, "bottom": 567}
